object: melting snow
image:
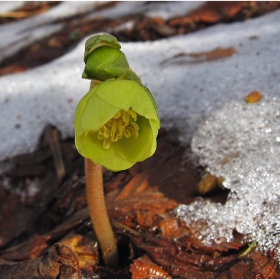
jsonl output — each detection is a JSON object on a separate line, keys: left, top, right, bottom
{"left": 177, "top": 97, "right": 280, "bottom": 259}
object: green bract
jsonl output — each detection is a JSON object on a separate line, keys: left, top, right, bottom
{"left": 74, "top": 79, "right": 160, "bottom": 171}
{"left": 84, "top": 46, "right": 130, "bottom": 81}
{"left": 84, "top": 34, "right": 121, "bottom": 63}
{"left": 82, "top": 34, "right": 130, "bottom": 81}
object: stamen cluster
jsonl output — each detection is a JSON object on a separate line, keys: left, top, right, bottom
{"left": 97, "top": 108, "right": 139, "bottom": 149}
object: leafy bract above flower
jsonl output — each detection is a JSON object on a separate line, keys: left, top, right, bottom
{"left": 82, "top": 34, "right": 130, "bottom": 81}
{"left": 84, "top": 34, "right": 121, "bottom": 63}
{"left": 74, "top": 79, "right": 160, "bottom": 171}
{"left": 84, "top": 46, "right": 130, "bottom": 81}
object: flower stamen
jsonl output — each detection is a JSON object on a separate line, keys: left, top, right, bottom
{"left": 97, "top": 108, "right": 139, "bottom": 149}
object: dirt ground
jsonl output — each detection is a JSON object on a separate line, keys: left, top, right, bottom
{"left": 1, "top": 1, "right": 280, "bottom": 278}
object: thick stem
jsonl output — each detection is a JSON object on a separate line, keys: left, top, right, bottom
{"left": 85, "top": 158, "right": 119, "bottom": 268}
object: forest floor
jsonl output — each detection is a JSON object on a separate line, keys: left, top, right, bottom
{"left": 1, "top": 1, "right": 280, "bottom": 278}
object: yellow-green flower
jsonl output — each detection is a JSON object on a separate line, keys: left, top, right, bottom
{"left": 74, "top": 79, "right": 160, "bottom": 171}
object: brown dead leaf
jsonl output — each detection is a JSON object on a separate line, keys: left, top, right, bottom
{"left": 190, "top": 47, "right": 236, "bottom": 60}
{"left": 59, "top": 232, "right": 99, "bottom": 273}
{"left": 158, "top": 217, "right": 191, "bottom": 238}
{"left": 0, "top": 64, "right": 28, "bottom": 76}
{"left": 119, "top": 215, "right": 248, "bottom": 278}
{"left": 130, "top": 254, "right": 171, "bottom": 279}
{"left": 0, "top": 243, "right": 81, "bottom": 279}
{"left": 169, "top": 1, "right": 247, "bottom": 25}
{"left": 105, "top": 151, "right": 180, "bottom": 230}
{"left": 187, "top": 1, "right": 247, "bottom": 23}
{"left": 217, "top": 250, "right": 280, "bottom": 279}
{"left": 114, "top": 171, "right": 151, "bottom": 201}
{"left": 0, "top": 5, "right": 51, "bottom": 19}
{"left": 129, "top": 232, "right": 245, "bottom": 279}
{"left": 112, "top": 194, "right": 177, "bottom": 231}
{"left": 161, "top": 47, "right": 236, "bottom": 65}
{"left": 245, "top": 90, "right": 263, "bottom": 103}
{"left": 0, "top": 234, "right": 49, "bottom": 261}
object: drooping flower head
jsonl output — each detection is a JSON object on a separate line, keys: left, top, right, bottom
{"left": 74, "top": 34, "right": 160, "bottom": 171}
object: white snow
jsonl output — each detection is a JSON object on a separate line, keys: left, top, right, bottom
{"left": 85, "top": 1, "right": 205, "bottom": 21}
{"left": 0, "top": 1, "right": 25, "bottom": 12}
{"left": 1, "top": 1, "right": 280, "bottom": 261}
{"left": 0, "top": 2, "right": 106, "bottom": 62}
{"left": 177, "top": 98, "right": 280, "bottom": 257}
{"left": 144, "top": 1, "right": 205, "bottom": 20}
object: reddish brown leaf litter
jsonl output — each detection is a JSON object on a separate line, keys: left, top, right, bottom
{"left": 1, "top": 126, "right": 280, "bottom": 278}
{"left": 169, "top": 1, "right": 246, "bottom": 25}
{"left": 0, "top": 2, "right": 60, "bottom": 24}
{"left": 0, "top": 243, "right": 81, "bottom": 279}
{"left": 130, "top": 254, "right": 172, "bottom": 279}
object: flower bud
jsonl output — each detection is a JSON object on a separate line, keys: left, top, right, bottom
{"left": 83, "top": 46, "right": 130, "bottom": 81}
{"left": 84, "top": 34, "right": 121, "bottom": 63}
{"left": 82, "top": 34, "right": 131, "bottom": 81}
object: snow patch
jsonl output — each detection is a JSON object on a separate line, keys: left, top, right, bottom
{"left": 177, "top": 97, "right": 280, "bottom": 260}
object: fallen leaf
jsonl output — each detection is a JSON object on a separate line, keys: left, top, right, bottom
{"left": 245, "top": 90, "right": 263, "bottom": 103}
{"left": 0, "top": 4, "right": 51, "bottom": 19}
{"left": 129, "top": 232, "right": 244, "bottom": 279}
{"left": 169, "top": 2, "right": 247, "bottom": 25}
{"left": 158, "top": 217, "right": 191, "bottom": 238}
{"left": 217, "top": 250, "right": 280, "bottom": 279}
{"left": 161, "top": 47, "right": 236, "bottom": 65}
{"left": 0, "top": 234, "right": 49, "bottom": 261}
{"left": 59, "top": 232, "right": 99, "bottom": 273}
{"left": 187, "top": 1, "right": 247, "bottom": 23}
{"left": 0, "top": 64, "right": 28, "bottom": 75}
{"left": 190, "top": 47, "right": 236, "bottom": 59}
{"left": 130, "top": 254, "right": 171, "bottom": 279}
{"left": 0, "top": 243, "right": 81, "bottom": 279}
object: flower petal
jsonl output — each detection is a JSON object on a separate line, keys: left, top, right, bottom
{"left": 114, "top": 116, "right": 158, "bottom": 163}
{"left": 75, "top": 131, "right": 134, "bottom": 171}
{"left": 96, "top": 80, "right": 159, "bottom": 123}
{"left": 74, "top": 87, "right": 119, "bottom": 136}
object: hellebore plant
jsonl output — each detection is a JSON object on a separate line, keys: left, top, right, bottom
{"left": 74, "top": 34, "right": 160, "bottom": 267}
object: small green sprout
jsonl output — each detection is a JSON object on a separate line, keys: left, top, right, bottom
{"left": 238, "top": 241, "right": 258, "bottom": 258}
{"left": 74, "top": 34, "right": 160, "bottom": 268}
